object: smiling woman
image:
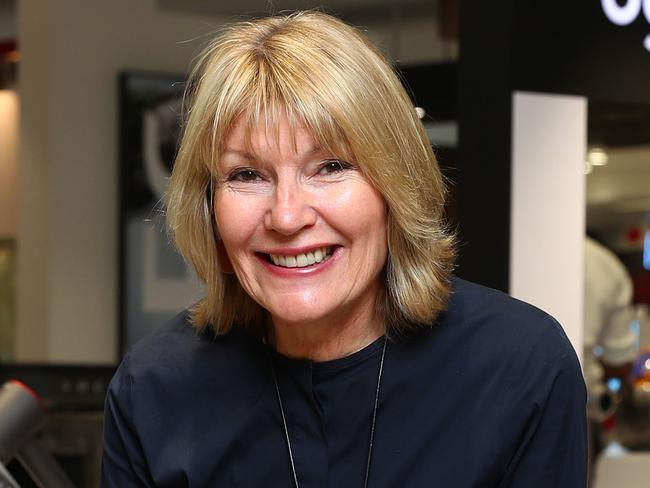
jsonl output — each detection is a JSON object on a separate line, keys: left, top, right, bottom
{"left": 165, "top": 10, "right": 455, "bottom": 341}
{"left": 214, "top": 115, "right": 389, "bottom": 360}
{"left": 102, "top": 10, "right": 588, "bottom": 488}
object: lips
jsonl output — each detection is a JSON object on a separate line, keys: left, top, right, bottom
{"left": 265, "top": 246, "right": 335, "bottom": 268}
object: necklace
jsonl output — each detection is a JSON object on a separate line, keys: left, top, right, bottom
{"left": 267, "top": 336, "right": 388, "bottom": 488}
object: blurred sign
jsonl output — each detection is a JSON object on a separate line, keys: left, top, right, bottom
{"left": 601, "top": 0, "right": 650, "bottom": 51}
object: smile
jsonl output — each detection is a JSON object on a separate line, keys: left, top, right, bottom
{"left": 267, "top": 246, "right": 334, "bottom": 268}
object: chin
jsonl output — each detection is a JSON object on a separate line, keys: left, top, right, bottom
{"left": 268, "top": 305, "right": 335, "bottom": 327}
{"left": 271, "top": 313, "right": 328, "bottom": 326}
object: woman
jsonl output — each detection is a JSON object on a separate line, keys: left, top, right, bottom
{"left": 102, "top": 11, "right": 587, "bottom": 487}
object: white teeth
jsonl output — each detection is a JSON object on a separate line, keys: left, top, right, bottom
{"left": 269, "top": 247, "right": 332, "bottom": 268}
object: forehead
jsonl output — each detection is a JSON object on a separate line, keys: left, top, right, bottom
{"left": 224, "top": 113, "right": 317, "bottom": 158}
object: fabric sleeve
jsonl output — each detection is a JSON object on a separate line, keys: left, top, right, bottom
{"left": 498, "top": 335, "right": 588, "bottom": 488}
{"left": 101, "top": 357, "right": 155, "bottom": 488}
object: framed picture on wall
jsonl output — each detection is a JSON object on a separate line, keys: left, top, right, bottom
{"left": 118, "top": 71, "right": 202, "bottom": 356}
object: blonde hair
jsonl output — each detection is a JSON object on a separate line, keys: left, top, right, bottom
{"left": 166, "top": 10, "right": 456, "bottom": 335}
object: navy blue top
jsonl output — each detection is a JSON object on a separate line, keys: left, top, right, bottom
{"left": 102, "top": 278, "right": 587, "bottom": 487}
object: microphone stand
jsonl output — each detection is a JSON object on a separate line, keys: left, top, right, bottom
{"left": 0, "top": 461, "right": 20, "bottom": 488}
{"left": 16, "top": 438, "right": 75, "bottom": 488}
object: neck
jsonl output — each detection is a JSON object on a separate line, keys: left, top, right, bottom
{"left": 267, "top": 307, "right": 385, "bottom": 362}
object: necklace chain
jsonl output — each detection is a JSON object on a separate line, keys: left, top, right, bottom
{"left": 267, "top": 337, "right": 388, "bottom": 488}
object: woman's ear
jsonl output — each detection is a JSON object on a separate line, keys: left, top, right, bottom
{"left": 216, "top": 238, "right": 235, "bottom": 274}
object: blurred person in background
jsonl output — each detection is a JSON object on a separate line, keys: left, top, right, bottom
{"left": 583, "top": 236, "right": 638, "bottom": 473}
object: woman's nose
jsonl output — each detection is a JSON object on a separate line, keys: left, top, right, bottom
{"left": 264, "top": 179, "right": 317, "bottom": 235}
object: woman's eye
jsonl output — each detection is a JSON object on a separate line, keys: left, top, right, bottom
{"left": 228, "top": 169, "right": 260, "bottom": 182}
{"left": 318, "top": 160, "right": 350, "bottom": 175}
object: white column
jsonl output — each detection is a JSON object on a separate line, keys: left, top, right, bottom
{"left": 509, "top": 91, "right": 587, "bottom": 361}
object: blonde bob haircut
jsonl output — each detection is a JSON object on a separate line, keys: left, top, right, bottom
{"left": 166, "top": 10, "right": 456, "bottom": 335}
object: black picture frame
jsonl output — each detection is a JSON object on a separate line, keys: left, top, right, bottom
{"left": 118, "top": 71, "right": 202, "bottom": 357}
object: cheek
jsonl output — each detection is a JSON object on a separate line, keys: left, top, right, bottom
{"left": 332, "top": 184, "right": 388, "bottom": 250}
{"left": 354, "top": 185, "right": 387, "bottom": 227}
{"left": 360, "top": 193, "right": 389, "bottom": 262}
{"left": 213, "top": 193, "right": 259, "bottom": 254}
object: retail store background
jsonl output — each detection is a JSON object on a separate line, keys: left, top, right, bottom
{"left": 6, "top": 0, "right": 460, "bottom": 364}
{"left": 1, "top": 0, "right": 650, "bottom": 486}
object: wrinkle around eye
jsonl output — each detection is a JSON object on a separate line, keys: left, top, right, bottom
{"left": 219, "top": 179, "right": 272, "bottom": 195}
{"left": 311, "top": 161, "right": 360, "bottom": 185}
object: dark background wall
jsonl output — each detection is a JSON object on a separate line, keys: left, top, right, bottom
{"left": 457, "top": 0, "right": 650, "bottom": 290}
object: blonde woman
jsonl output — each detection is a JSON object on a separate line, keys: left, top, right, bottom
{"left": 102, "top": 11, "right": 587, "bottom": 487}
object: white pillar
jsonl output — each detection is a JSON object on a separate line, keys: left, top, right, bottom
{"left": 509, "top": 91, "right": 587, "bottom": 361}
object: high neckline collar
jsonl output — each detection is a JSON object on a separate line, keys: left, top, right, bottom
{"left": 268, "top": 334, "right": 386, "bottom": 374}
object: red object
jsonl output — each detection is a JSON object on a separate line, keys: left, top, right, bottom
{"left": 0, "top": 40, "right": 17, "bottom": 54}
{"left": 631, "top": 269, "right": 650, "bottom": 305}
{"left": 627, "top": 227, "right": 642, "bottom": 243}
{"left": 7, "top": 379, "right": 46, "bottom": 412}
{"left": 601, "top": 414, "right": 616, "bottom": 432}
{"left": 0, "top": 40, "right": 19, "bottom": 62}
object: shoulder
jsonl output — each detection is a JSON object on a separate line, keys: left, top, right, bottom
{"left": 426, "top": 277, "right": 582, "bottom": 388}
{"left": 437, "top": 282, "right": 587, "bottom": 483}
{"left": 444, "top": 276, "right": 573, "bottom": 354}
{"left": 445, "top": 276, "right": 549, "bottom": 326}
{"left": 109, "top": 312, "right": 267, "bottom": 402}
{"left": 103, "top": 314, "right": 271, "bottom": 481}
{"left": 388, "top": 278, "right": 585, "bottom": 447}
{"left": 420, "top": 277, "right": 585, "bottom": 414}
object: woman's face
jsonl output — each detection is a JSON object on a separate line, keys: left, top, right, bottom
{"left": 214, "top": 116, "right": 388, "bottom": 329}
